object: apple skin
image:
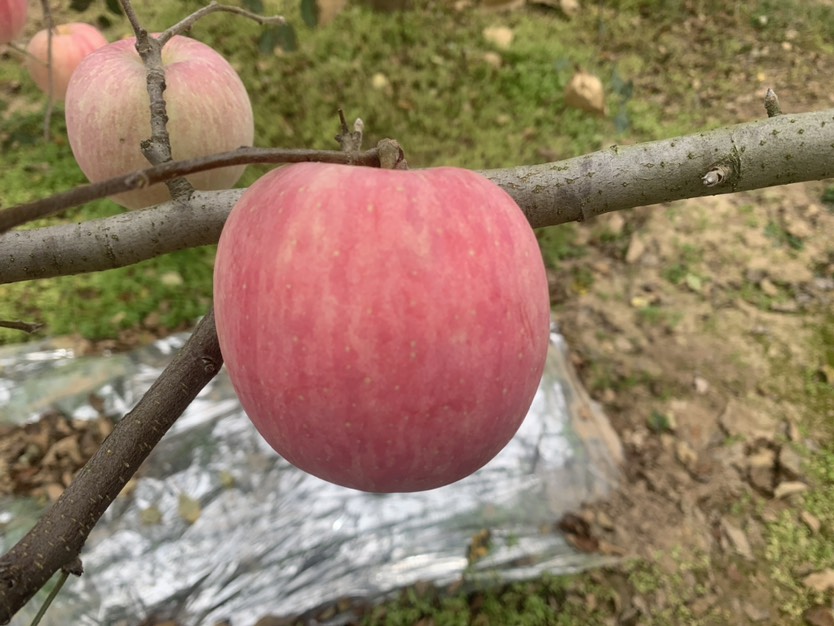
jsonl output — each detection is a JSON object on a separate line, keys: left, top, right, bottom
{"left": 24, "top": 23, "right": 108, "bottom": 100}
{"left": 214, "top": 163, "right": 551, "bottom": 492}
{"left": 64, "top": 35, "right": 254, "bottom": 210}
{"left": 0, "top": 0, "right": 27, "bottom": 45}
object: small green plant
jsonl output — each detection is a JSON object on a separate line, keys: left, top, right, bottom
{"left": 765, "top": 220, "right": 804, "bottom": 251}
{"left": 647, "top": 410, "right": 672, "bottom": 433}
{"left": 637, "top": 305, "right": 682, "bottom": 329}
{"left": 822, "top": 185, "right": 834, "bottom": 210}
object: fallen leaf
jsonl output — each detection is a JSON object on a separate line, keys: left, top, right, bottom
{"left": 178, "top": 493, "right": 202, "bottom": 525}
{"left": 141, "top": 506, "right": 163, "bottom": 526}
{"left": 483, "top": 25, "right": 513, "bottom": 50}
{"left": 317, "top": 0, "right": 348, "bottom": 25}
{"left": 530, "top": 0, "right": 579, "bottom": 17}
{"left": 371, "top": 72, "right": 392, "bottom": 94}
{"left": 803, "top": 569, "right": 834, "bottom": 593}
{"left": 480, "top": 0, "right": 525, "bottom": 9}
{"left": 774, "top": 481, "right": 808, "bottom": 499}
{"left": 482, "top": 51, "right": 502, "bottom": 68}
{"left": 565, "top": 70, "right": 605, "bottom": 115}
{"left": 720, "top": 518, "right": 753, "bottom": 560}
{"left": 804, "top": 605, "right": 834, "bottom": 626}
{"left": 801, "top": 511, "right": 821, "bottom": 534}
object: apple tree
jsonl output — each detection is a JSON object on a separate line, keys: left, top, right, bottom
{"left": 0, "top": 0, "right": 833, "bottom": 622}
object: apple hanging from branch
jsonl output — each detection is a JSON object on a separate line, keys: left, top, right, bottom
{"left": 64, "top": 34, "right": 254, "bottom": 209}
{"left": 214, "top": 162, "right": 551, "bottom": 493}
{"left": 24, "top": 22, "right": 108, "bottom": 100}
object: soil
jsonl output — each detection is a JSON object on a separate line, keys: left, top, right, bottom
{"left": 553, "top": 180, "right": 834, "bottom": 624}
{"left": 539, "top": 6, "right": 834, "bottom": 620}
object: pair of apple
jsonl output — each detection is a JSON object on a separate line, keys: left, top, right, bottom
{"left": 61, "top": 28, "right": 553, "bottom": 493}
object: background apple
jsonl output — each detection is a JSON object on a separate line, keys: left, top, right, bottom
{"left": 0, "top": 0, "right": 27, "bottom": 45}
{"left": 65, "top": 35, "right": 254, "bottom": 210}
{"left": 214, "top": 163, "right": 551, "bottom": 493}
{"left": 24, "top": 22, "right": 108, "bottom": 100}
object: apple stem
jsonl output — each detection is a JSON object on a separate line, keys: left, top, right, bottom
{"left": 118, "top": 0, "right": 285, "bottom": 205}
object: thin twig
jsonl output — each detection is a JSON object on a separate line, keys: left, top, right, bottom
{"left": 0, "top": 145, "right": 385, "bottom": 233}
{"left": 29, "top": 567, "right": 74, "bottom": 626}
{"left": 158, "top": 1, "right": 285, "bottom": 46}
{"left": 0, "top": 319, "right": 44, "bottom": 334}
{"left": 120, "top": 0, "right": 195, "bottom": 202}
{"left": 119, "top": 0, "right": 145, "bottom": 36}
{"left": 6, "top": 42, "right": 40, "bottom": 62}
{"left": 38, "top": 0, "right": 54, "bottom": 142}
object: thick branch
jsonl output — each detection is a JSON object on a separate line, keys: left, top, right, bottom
{"left": 484, "top": 107, "right": 834, "bottom": 228}
{"left": 0, "top": 309, "right": 223, "bottom": 624}
{"left": 2, "top": 108, "right": 833, "bottom": 284}
{"left": 0, "top": 191, "right": 242, "bottom": 284}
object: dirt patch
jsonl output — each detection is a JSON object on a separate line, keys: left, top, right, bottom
{"left": 550, "top": 178, "right": 834, "bottom": 621}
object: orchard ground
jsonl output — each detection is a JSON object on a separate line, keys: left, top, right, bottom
{"left": 1, "top": 1, "right": 834, "bottom": 624}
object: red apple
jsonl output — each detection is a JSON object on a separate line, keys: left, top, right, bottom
{"left": 214, "top": 163, "right": 551, "bottom": 492}
{"left": 0, "top": 0, "right": 27, "bottom": 45}
{"left": 24, "top": 22, "right": 108, "bottom": 100}
{"left": 64, "top": 35, "right": 254, "bottom": 210}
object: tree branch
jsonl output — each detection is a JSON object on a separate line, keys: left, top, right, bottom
{"left": 0, "top": 309, "right": 223, "bottom": 624}
{"left": 158, "top": 1, "right": 285, "bottom": 46}
{"left": 2, "top": 108, "right": 833, "bottom": 283}
{"left": 1, "top": 190, "right": 243, "bottom": 283}
{"left": 121, "top": 0, "right": 195, "bottom": 202}
{"left": 38, "top": 0, "right": 55, "bottom": 141}
{"left": 0, "top": 319, "right": 44, "bottom": 334}
{"left": 483, "top": 107, "right": 834, "bottom": 228}
{"left": 0, "top": 146, "right": 387, "bottom": 233}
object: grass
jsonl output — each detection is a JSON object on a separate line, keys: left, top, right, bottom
{"left": 765, "top": 447, "right": 834, "bottom": 618}
{"left": 363, "top": 575, "right": 614, "bottom": 626}
{"left": 0, "top": 109, "right": 215, "bottom": 341}
{"left": 757, "top": 314, "right": 834, "bottom": 619}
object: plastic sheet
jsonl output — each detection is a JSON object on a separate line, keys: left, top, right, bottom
{"left": 0, "top": 327, "right": 622, "bottom": 626}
